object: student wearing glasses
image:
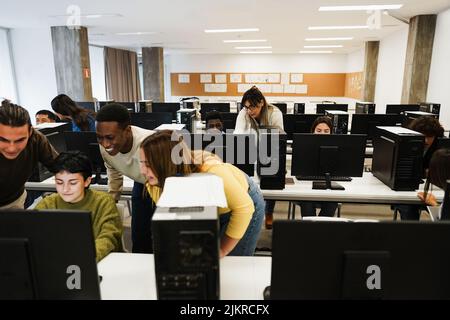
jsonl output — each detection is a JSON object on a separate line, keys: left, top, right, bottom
{"left": 234, "top": 86, "right": 284, "bottom": 229}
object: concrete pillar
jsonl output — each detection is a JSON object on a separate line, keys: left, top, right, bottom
{"left": 51, "top": 26, "right": 93, "bottom": 101}
{"left": 142, "top": 47, "right": 164, "bottom": 102}
{"left": 361, "top": 41, "right": 379, "bottom": 102}
{"left": 401, "top": 15, "right": 437, "bottom": 104}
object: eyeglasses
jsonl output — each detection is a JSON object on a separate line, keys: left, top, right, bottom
{"left": 243, "top": 104, "right": 260, "bottom": 111}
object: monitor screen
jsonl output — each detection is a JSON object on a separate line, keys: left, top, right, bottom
{"left": 385, "top": 104, "right": 420, "bottom": 114}
{"left": 283, "top": 114, "right": 321, "bottom": 140}
{"left": 63, "top": 131, "right": 106, "bottom": 174}
{"left": 152, "top": 102, "right": 180, "bottom": 120}
{"left": 316, "top": 104, "right": 348, "bottom": 114}
{"left": 130, "top": 112, "right": 173, "bottom": 130}
{"left": 269, "top": 220, "right": 450, "bottom": 299}
{"left": 293, "top": 103, "right": 305, "bottom": 114}
{"left": 75, "top": 101, "right": 96, "bottom": 112}
{"left": 350, "top": 114, "right": 405, "bottom": 140}
{"left": 291, "top": 133, "right": 366, "bottom": 183}
{"left": 215, "top": 112, "right": 238, "bottom": 131}
{"left": 98, "top": 101, "right": 114, "bottom": 109}
{"left": 200, "top": 103, "right": 231, "bottom": 120}
{"left": 272, "top": 103, "right": 287, "bottom": 114}
{"left": 0, "top": 210, "right": 100, "bottom": 299}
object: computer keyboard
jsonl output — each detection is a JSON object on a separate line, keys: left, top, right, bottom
{"left": 295, "top": 175, "right": 352, "bottom": 182}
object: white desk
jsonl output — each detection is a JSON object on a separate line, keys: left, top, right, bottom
{"left": 97, "top": 253, "right": 271, "bottom": 300}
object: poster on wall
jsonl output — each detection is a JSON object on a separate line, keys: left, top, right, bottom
{"left": 238, "top": 83, "right": 254, "bottom": 93}
{"left": 215, "top": 74, "right": 227, "bottom": 83}
{"left": 204, "top": 84, "right": 227, "bottom": 93}
{"left": 200, "top": 74, "right": 212, "bottom": 83}
{"left": 178, "top": 74, "right": 190, "bottom": 83}
{"left": 295, "top": 84, "right": 308, "bottom": 94}
{"left": 230, "top": 74, "right": 242, "bottom": 83}
{"left": 290, "top": 73, "right": 304, "bottom": 83}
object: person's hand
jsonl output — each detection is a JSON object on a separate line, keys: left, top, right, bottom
{"left": 417, "top": 192, "right": 438, "bottom": 206}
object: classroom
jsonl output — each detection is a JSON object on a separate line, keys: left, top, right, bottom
{"left": 1, "top": 0, "right": 450, "bottom": 302}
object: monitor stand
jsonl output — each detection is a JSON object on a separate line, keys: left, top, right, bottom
{"left": 312, "top": 173, "right": 345, "bottom": 190}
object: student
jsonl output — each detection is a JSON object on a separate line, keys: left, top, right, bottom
{"left": 35, "top": 151, "right": 123, "bottom": 262}
{"left": 395, "top": 116, "right": 445, "bottom": 220}
{"left": 95, "top": 103, "right": 155, "bottom": 253}
{"left": 35, "top": 109, "right": 58, "bottom": 124}
{"left": 234, "top": 86, "right": 284, "bottom": 229}
{"left": 0, "top": 100, "right": 57, "bottom": 209}
{"left": 205, "top": 111, "right": 224, "bottom": 133}
{"left": 296, "top": 116, "right": 339, "bottom": 217}
{"left": 51, "top": 94, "right": 96, "bottom": 131}
{"left": 139, "top": 130, "right": 265, "bottom": 257}
{"left": 417, "top": 148, "right": 450, "bottom": 219}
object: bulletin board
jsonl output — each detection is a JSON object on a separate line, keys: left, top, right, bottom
{"left": 171, "top": 72, "right": 362, "bottom": 97}
{"left": 345, "top": 72, "right": 363, "bottom": 100}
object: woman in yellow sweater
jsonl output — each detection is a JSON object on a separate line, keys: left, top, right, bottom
{"left": 139, "top": 130, "right": 265, "bottom": 257}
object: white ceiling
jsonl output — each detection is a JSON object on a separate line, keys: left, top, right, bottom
{"left": 1, "top": 0, "right": 449, "bottom": 54}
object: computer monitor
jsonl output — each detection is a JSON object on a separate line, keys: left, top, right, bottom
{"left": 218, "top": 112, "right": 238, "bottom": 131}
{"left": 98, "top": 100, "right": 114, "bottom": 109}
{"left": 316, "top": 104, "right": 348, "bottom": 114}
{"left": 350, "top": 114, "right": 405, "bottom": 140}
{"left": 115, "top": 102, "right": 137, "bottom": 113}
{"left": 130, "top": 112, "right": 173, "bottom": 130}
{"left": 269, "top": 220, "right": 450, "bottom": 299}
{"left": 0, "top": 210, "right": 100, "bottom": 299}
{"left": 152, "top": 102, "right": 180, "bottom": 120}
{"left": 63, "top": 131, "right": 107, "bottom": 184}
{"left": 385, "top": 104, "right": 420, "bottom": 115}
{"left": 291, "top": 133, "right": 367, "bottom": 189}
{"left": 200, "top": 103, "right": 231, "bottom": 120}
{"left": 419, "top": 102, "right": 440, "bottom": 117}
{"left": 282, "top": 114, "right": 321, "bottom": 140}
{"left": 403, "top": 111, "right": 438, "bottom": 128}
{"left": 272, "top": 103, "right": 287, "bottom": 114}
{"left": 75, "top": 101, "right": 96, "bottom": 112}
{"left": 442, "top": 180, "right": 450, "bottom": 220}
{"left": 293, "top": 103, "right": 305, "bottom": 114}
{"left": 355, "top": 102, "right": 376, "bottom": 114}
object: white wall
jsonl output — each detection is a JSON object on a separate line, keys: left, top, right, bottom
{"left": 374, "top": 25, "right": 409, "bottom": 113}
{"left": 0, "top": 28, "right": 18, "bottom": 103}
{"left": 428, "top": 7, "right": 450, "bottom": 130}
{"left": 346, "top": 48, "right": 364, "bottom": 73}
{"left": 89, "top": 45, "right": 107, "bottom": 101}
{"left": 10, "top": 27, "right": 57, "bottom": 122}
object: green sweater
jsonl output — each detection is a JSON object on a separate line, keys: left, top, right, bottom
{"left": 35, "top": 189, "right": 123, "bottom": 262}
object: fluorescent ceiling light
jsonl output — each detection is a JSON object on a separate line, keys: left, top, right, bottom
{"left": 319, "top": 4, "right": 403, "bottom": 11}
{"left": 299, "top": 50, "right": 333, "bottom": 54}
{"left": 235, "top": 46, "right": 272, "bottom": 49}
{"left": 240, "top": 51, "right": 272, "bottom": 53}
{"left": 116, "top": 32, "right": 158, "bottom": 35}
{"left": 304, "top": 45, "right": 343, "bottom": 48}
{"left": 223, "top": 39, "right": 267, "bottom": 43}
{"left": 305, "top": 37, "right": 353, "bottom": 41}
{"left": 308, "top": 25, "right": 369, "bottom": 30}
{"left": 205, "top": 28, "right": 259, "bottom": 33}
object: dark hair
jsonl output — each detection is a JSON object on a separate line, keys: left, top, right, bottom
{"left": 428, "top": 148, "right": 450, "bottom": 190}
{"left": 205, "top": 111, "right": 223, "bottom": 123}
{"left": 409, "top": 116, "right": 444, "bottom": 138}
{"left": 51, "top": 94, "right": 95, "bottom": 131}
{"left": 0, "top": 100, "right": 32, "bottom": 128}
{"left": 311, "top": 116, "right": 333, "bottom": 133}
{"left": 241, "top": 86, "right": 266, "bottom": 109}
{"left": 95, "top": 103, "right": 131, "bottom": 129}
{"left": 50, "top": 151, "right": 93, "bottom": 181}
{"left": 36, "top": 109, "right": 58, "bottom": 122}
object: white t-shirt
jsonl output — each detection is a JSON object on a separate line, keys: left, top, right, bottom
{"left": 234, "top": 105, "right": 284, "bottom": 134}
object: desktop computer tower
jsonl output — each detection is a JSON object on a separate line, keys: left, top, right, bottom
{"left": 419, "top": 102, "right": 440, "bottom": 118}
{"left": 177, "top": 109, "right": 196, "bottom": 133}
{"left": 355, "top": 102, "right": 376, "bottom": 114}
{"left": 294, "top": 103, "right": 305, "bottom": 114}
{"left": 152, "top": 206, "right": 220, "bottom": 300}
{"left": 325, "top": 110, "right": 349, "bottom": 134}
{"left": 404, "top": 111, "right": 438, "bottom": 127}
{"left": 257, "top": 128, "right": 287, "bottom": 190}
{"left": 372, "top": 126, "right": 424, "bottom": 191}
{"left": 138, "top": 100, "right": 152, "bottom": 113}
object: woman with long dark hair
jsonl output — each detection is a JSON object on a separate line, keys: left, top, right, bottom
{"left": 51, "top": 94, "right": 96, "bottom": 132}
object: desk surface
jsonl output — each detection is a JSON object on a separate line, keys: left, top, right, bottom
{"left": 97, "top": 253, "right": 271, "bottom": 300}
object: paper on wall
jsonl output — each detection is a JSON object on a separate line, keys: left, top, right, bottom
{"left": 178, "top": 74, "right": 190, "bottom": 83}
{"left": 283, "top": 84, "right": 296, "bottom": 93}
{"left": 290, "top": 73, "right": 304, "bottom": 83}
{"left": 230, "top": 74, "right": 242, "bottom": 83}
{"left": 238, "top": 83, "right": 254, "bottom": 93}
{"left": 200, "top": 74, "right": 212, "bottom": 83}
{"left": 204, "top": 83, "right": 227, "bottom": 93}
{"left": 295, "top": 84, "right": 308, "bottom": 94}
{"left": 272, "top": 84, "right": 283, "bottom": 93}
{"left": 215, "top": 74, "right": 227, "bottom": 83}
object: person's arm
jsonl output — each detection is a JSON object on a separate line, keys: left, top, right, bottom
{"left": 270, "top": 108, "right": 284, "bottom": 130}
{"left": 220, "top": 235, "right": 240, "bottom": 258}
{"left": 94, "top": 197, "right": 123, "bottom": 262}
{"left": 417, "top": 192, "right": 439, "bottom": 206}
{"left": 34, "top": 195, "right": 53, "bottom": 210}
{"left": 35, "top": 129, "right": 58, "bottom": 169}
{"left": 100, "top": 148, "right": 124, "bottom": 201}
{"left": 233, "top": 109, "right": 248, "bottom": 134}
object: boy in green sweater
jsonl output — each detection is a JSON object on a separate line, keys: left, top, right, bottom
{"left": 35, "top": 151, "right": 123, "bottom": 261}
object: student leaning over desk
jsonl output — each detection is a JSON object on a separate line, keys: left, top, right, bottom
{"left": 234, "top": 86, "right": 284, "bottom": 230}
{"left": 35, "top": 151, "right": 123, "bottom": 262}
{"left": 139, "top": 130, "right": 265, "bottom": 257}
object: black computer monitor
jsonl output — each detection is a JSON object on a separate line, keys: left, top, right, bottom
{"left": 269, "top": 220, "right": 450, "bottom": 299}
{"left": 272, "top": 103, "right": 287, "bottom": 114}
{"left": 316, "top": 104, "right": 348, "bottom": 114}
{"left": 115, "top": 102, "right": 136, "bottom": 113}
{"left": 283, "top": 114, "right": 321, "bottom": 140}
{"left": 0, "top": 210, "right": 100, "bottom": 299}
{"left": 98, "top": 100, "right": 114, "bottom": 109}
{"left": 76, "top": 101, "right": 96, "bottom": 112}
{"left": 293, "top": 103, "right": 305, "bottom": 114}
{"left": 63, "top": 131, "right": 107, "bottom": 184}
{"left": 36, "top": 122, "right": 71, "bottom": 153}
{"left": 350, "top": 114, "right": 405, "bottom": 140}
{"left": 200, "top": 103, "right": 231, "bottom": 120}
{"left": 152, "top": 102, "right": 180, "bottom": 120}
{"left": 442, "top": 181, "right": 450, "bottom": 220}
{"left": 385, "top": 104, "right": 420, "bottom": 114}
{"left": 130, "top": 112, "right": 173, "bottom": 130}
{"left": 291, "top": 133, "right": 366, "bottom": 189}
{"left": 403, "top": 111, "right": 438, "bottom": 128}
{"left": 218, "top": 112, "right": 238, "bottom": 131}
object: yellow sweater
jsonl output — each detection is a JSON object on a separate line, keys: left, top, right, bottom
{"left": 147, "top": 151, "right": 254, "bottom": 240}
